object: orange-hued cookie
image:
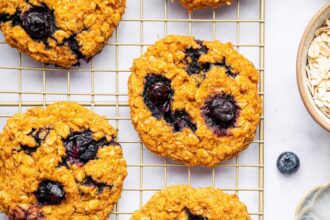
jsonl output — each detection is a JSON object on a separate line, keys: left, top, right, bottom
{"left": 0, "top": 0, "right": 125, "bottom": 68}
{"left": 131, "top": 185, "right": 251, "bottom": 220}
{"left": 0, "top": 102, "right": 127, "bottom": 220}
{"left": 179, "top": 0, "right": 233, "bottom": 12}
{"left": 128, "top": 35, "right": 261, "bottom": 167}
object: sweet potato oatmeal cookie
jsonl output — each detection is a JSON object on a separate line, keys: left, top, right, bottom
{"left": 131, "top": 185, "right": 251, "bottom": 220}
{"left": 128, "top": 35, "right": 261, "bottom": 167}
{"left": 0, "top": 102, "right": 127, "bottom": 220}
{"left": 0, "top": 0, "right": 126, "bottom": 68}
{"left": 178, "top": 0, "right": 233, "bottom": 12}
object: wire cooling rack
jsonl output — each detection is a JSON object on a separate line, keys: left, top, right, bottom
{"left": 0, "top": 0, "right": 264, "bottom": 219}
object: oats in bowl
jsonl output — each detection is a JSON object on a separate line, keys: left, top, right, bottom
{"left": 306, "top": 19, "right": 330, "bottom": 119}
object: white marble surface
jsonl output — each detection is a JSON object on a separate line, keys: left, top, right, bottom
{"left": 0, "top": 0, "right": 329, "bottom": 219}
{"left": 265, "top": 0, "right": 330, "bottom": 219}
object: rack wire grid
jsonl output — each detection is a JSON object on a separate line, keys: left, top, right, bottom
{"left": 0, "top": 0, "right": 265, "bottom": 219}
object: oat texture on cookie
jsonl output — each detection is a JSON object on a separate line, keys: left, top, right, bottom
{"left": 178, "top": 0, "right": 233, "bottom": 12}
{"left": 0, "top": 102, "right": 127, "bottom": 220}
{"left": 128, "top": 35, "right": 261, "bottom": 167}
{"left": 131, "top": 185, "right": 251, "bottom": 220}
{"left": 0, "top": 0, "right": 126, "bottom": 68}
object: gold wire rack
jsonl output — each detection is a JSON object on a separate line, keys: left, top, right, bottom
{"left": 0, "top": 0, "right": 264, "bottom": 219}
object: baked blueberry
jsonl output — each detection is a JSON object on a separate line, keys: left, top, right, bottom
{"left": 19, "top": 128, "right": 51, "bottom": 155}
{"left": 185, "top": 41, "right": 209, "bottom": 75}
{"left": 187, "top": 61, "right": 212, "bottom": 75}
{"left": 83, "top": 176, "right": 113, "bottom": 194}
{"left": 35, "top": 180, "right": 65, "bottom": 205}
{"left": 65, "top": 34, "right": 85, "bottom": 61}
{"left": 20, "top": 145, "right": 38, "bottom": 155}
{"left": 0, "top": 10, "right": 21, "bottom": 26}
{"left": 215, "top": 58, "right": 237, "bottom": 77}
{"left": 277, "top": 152, "right": 300, "bottom": 175}
{"left": 143, "top": 75, "right": 197, "bottom": 132}
{"left": 202, "top": 94, "right": 239, "bottom": 136}
{"left": 143, "top": 74, "right": 173, "bottom": 119}
{"left": 148, "top": 82, "right": 172, "bottom": 110}
{"left": 209, "top": 97, "right": 236, "bottom": 122}
{"left": 62, "top": 130, "right": 111, "bottom": 165}
{"left": 10, "top": 10, "right": 22, "bottom": 27}
{"left": 185, "top": 44, "right": 208, "bottom": 62}
{"left": 21, "top": 5, "right": 56, "bottom": 41}
{"left": 0, "top": 13, "right": 9, "bottom": 24}
{"left": 186, "top": 208, "right": 208, "bottom": 220}
{"left": 166, "top": 110, "right": 197, "bottom": 132}
{"left": 33, "top": 128, "right": 51, "bottom": 145}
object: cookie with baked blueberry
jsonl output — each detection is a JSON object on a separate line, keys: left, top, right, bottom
{"left": 131, "top": 185, "right": 251, "bottom": 220}
{"left": 178, "top": 0, "right": 233, "bottom": 12}
{"left": 0, "top": 0, "right": 126, "bottom": 68}
{"left": 128, "top": 35, "right": 261, "bottom": 167}
{"left": 0, "top": 102, "right": 127, "bottom": 219}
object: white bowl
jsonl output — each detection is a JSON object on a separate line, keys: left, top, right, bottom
{"left": 295, "top": 182, "right": 330, "bottom": 219}
{"left": 296, "top": 2, "right": 330, "bottom": 131}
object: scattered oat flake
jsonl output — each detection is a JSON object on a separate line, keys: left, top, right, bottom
{"left": 306, "top": 19, "right": 330, "bottom": 119}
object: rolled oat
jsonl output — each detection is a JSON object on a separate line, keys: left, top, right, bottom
{"left": 306, "top": 19, "right": 330, "bottom": 119}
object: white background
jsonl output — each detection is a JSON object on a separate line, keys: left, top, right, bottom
{"left": 0, "top": 0, "right": 329, "bottom": 220}
{"left": 266, "top": 0, "right": 330, "bottom": 219}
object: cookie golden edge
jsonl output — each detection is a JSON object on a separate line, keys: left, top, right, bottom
{"left": 178, "top": 0, "right": 233, "bottom": 12}
{"left": 0, "top": 102, "right": 127, "bottom": 220}
{"left": 0, "top": 0, "right": 126, "bottom": 68}
{"left": 128, "top": 35, "right": 262, "bottom": 167}
{"left": 131, "top": 185, "right": 251, "bottom": 220}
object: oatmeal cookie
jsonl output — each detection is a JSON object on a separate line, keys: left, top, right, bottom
{"left": 178, "top": 0, "right": 233, "bottom": 12}
{"left": 128, "top": 35, "right": 261, "bottom": 167}
{"left": 0, "top": 102, "right": 127, "bottom": 220}
{"left": 0, "top": 0, "right": 126, "bottom": 68}
{"left": 131, "top": 185, "right": 251, "bottom": 220}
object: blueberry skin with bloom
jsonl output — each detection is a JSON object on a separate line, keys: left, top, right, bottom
{"left": 276, "top": 152, "right": 300, "bottom": 175}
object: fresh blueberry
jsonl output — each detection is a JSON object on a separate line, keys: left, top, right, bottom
{"left": 35, "top": 180, "right": 65, "bottom": 205}
{"left": 21, "top": 5, "right": 56, "bottom": 40}
{"left": 277, "top": 152, "right": 300, "bottom": 175}
{"left": 186, "top": 208, "right": 208, "bottom": 220}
